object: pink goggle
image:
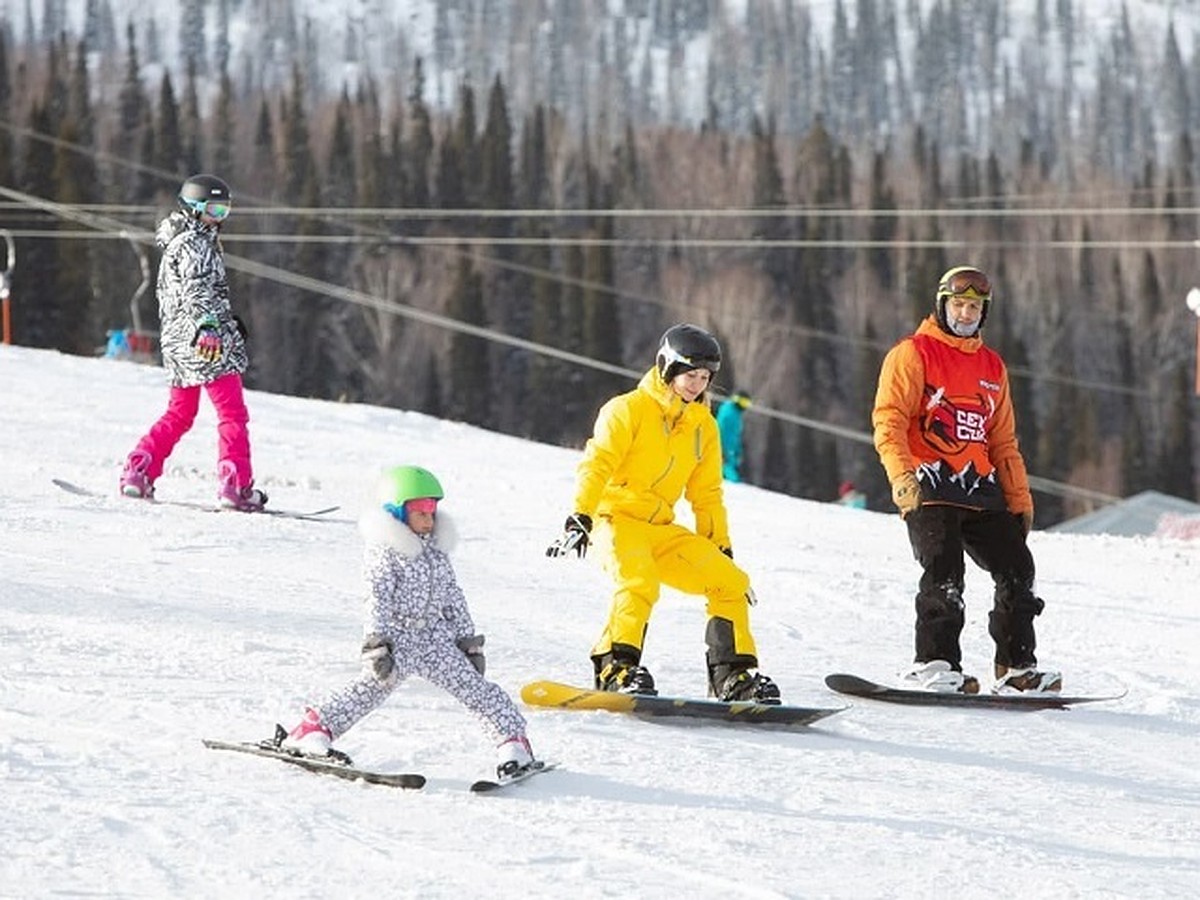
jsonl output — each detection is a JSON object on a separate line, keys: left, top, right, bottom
{"left": 405, "top": 497, "right": 438, "bottom": 515}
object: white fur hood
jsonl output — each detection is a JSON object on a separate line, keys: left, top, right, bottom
{"left": 358, "top": 503, "right": 458, "bottom": 558}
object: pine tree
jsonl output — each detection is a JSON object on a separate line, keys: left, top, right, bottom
{"left": 210, "top": 67, "right": 235, "bottom": 179}
{"left": 214, "top": 0, "right": 231, "bottom": 75}
{"left": 180, "top": 57, "right": 203, "bottom": 175}
{"left": 179, "top": 0, "right": 208, "bottom": 75}
{"left": 280, "top": 65, "right": 327, "bottom": 397}
{"left": 435, "top": 121, "right": 466, "bottom": 212}
{"left": 445, "top": 253, "right": 490, "bottom": 427}
{"left": 1159, "top": 366, "right": 1197, "bottom": 499}
{"left": 154, "top": 72, "right": 182, "bottom": 177}
{"left": 581, "top": 154, "right": 623, "bottom": 403}
{"left": 750, "top": 114, "right": 789, "bottom": 291}
{"left": 0, "top": 30, "right": 13, "bottom": 188}
{"left": 114, "top": 23, "right": 148, "bottom": 203}
{"left": 17, "top": 102, "right": 57, "bottom": 347}
{"left": 479, "top": 75, "right": 513, "bottom": 228}
{"left": 53, "top": 115, "right": 96, "bottom": 355}
{"left": 406, "top": 58, "right": 433, "bottom": 215}
{"left": 325, "top": 89, "right": 356, "bottom": 208}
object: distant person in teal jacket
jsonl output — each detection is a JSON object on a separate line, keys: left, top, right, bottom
{"left": 716, "top": 390, "right": 752, "bottom": 482}
{"left": 838, "top": 480, "right": 868, "bottom": 509}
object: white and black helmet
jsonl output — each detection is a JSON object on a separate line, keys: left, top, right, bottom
{"left": 656, "top": 324, "right": 722, "bottom": 383}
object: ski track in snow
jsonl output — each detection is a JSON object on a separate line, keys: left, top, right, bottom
{"left": 1, "top": 345, "right": 1198, "bottom": 898}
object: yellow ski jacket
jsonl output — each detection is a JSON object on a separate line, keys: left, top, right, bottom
{"left": 574, "top": 368, "right": 730, "bottom": 550}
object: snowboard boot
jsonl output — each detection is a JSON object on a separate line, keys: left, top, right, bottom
{"left": 281, "top": 708, "right": 333, "bottom": 756}
{"left": 903, "top": 659, "right": 980, "bottom": 694}
{"left": 217, "top": 459, "right": 268, "bottom": 512}
{"left": 496, "top": 735, "right": 535, "bottom": 780}
{"left": 712, "top": 668, "right": 782, "bottom": 704}
{"left": 992, "top": 664, "right": 1062, "bottom": 694}
{"left": 596, "top": 659, "right": 657, "bottom": 695}
{"left": 119, "top": 450, "right": 155, "bottom": 499}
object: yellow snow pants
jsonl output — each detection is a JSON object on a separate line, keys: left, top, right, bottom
{"left": 589, "top": 517, "right": 758, "bottom": 662}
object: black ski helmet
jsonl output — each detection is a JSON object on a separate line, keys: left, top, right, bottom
{"left": 935, "top": 265, "right": 992, "bottom": 332}
{"left": 656, "top": 324, "right": 722, "bottom": 383}
{"left": 178, "top": 174, "right": 232, "bottom": 218}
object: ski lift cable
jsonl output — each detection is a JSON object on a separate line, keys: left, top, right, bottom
{"left": 0, "top": 183, "right": 1135, "bottom": 505}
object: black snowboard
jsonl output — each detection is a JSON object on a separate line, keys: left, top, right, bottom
{"left": 824, "top": 673, "right": 1124, "bottom": 710}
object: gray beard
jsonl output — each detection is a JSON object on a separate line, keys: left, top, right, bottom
{"left": 949, "top": 319, "right": 981, "bottom": 337}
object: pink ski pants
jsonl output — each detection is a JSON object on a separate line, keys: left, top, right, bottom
{"left": 131, "top": 372, "right": 254, "bottom": 486}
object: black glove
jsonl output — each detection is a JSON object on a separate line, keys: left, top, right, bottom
{"left": 719, "top": 545, "right": 733, "bottom": 559}
{"left": 546, "top": 513, "right": 592, "bottom": 558}
{"left": 457, "top": 634, "right": 486, "bottom": 676}
{"left": 362, "top": 634, "right": 395, "bottom": 680}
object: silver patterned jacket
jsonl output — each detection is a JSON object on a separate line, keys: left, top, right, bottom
{"left": 154, "top": 211, "right": 248, "bottom": 387}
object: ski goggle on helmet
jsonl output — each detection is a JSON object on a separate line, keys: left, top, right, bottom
{"left": 380, "top": 465, "right": 444, "bottom": 523}
{"left": 178, "top": 174, "right": 233, "bottom": 221}
{"left": 937, "top": 266, "right": 992, "bottom": 302}
{"left": 656, "top": 324, "right": 722, "bottom": 383}
{"left": 935, "top": 265, "right": 992, "bottom": 326}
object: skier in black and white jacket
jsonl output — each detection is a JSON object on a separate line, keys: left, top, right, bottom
{"left": 282, "top": 466, "right": 536, "bottom": 779}
{"left": 119, "top": 174, "right": 265, "bottom": 511}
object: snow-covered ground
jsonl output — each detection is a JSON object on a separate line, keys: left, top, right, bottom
{"left": 1, "top": 344, "right": 1197, "bottom": 898}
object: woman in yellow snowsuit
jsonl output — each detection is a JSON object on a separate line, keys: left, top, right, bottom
{"left": 547, "top": 324, "right": 780, "bottom": 703}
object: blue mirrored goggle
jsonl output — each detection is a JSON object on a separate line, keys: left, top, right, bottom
{"left": 183, "top": 197, "right": 232, "bottom": 221}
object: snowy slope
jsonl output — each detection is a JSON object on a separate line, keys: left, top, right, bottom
{"left": 1, "top": 344, "right": 1197, "bottom": 898}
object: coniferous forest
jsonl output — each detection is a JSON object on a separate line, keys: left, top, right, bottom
{"left": 1, "top": 0, "right": 1198, "bottom": 524}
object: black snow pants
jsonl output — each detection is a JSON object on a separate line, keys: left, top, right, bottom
{"left": 905, "top": 504, "right": 1044, "bottom": 672}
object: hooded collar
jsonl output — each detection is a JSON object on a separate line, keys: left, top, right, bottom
{"left": 358, "top": 505, "right": 458, "bottom": 559}
{"left": 155, "top": 210, "right": 217, "bottom": 249}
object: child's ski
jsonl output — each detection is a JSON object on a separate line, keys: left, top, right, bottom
{"left": 469, "top": 760, "right": 557, "bottom": 793}
{"left": 203, "top": 731, "right": 425, "bottom": 789}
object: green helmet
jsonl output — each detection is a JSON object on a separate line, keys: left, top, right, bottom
{"left": 383, "top": 465, "right": 444, "bottom": 505}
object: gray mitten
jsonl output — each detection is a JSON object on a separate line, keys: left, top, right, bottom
{"left": 457, "top": 634, "right": 486, "bottom": 676}
{"left": 362, "top": 634, "right": 395, "bottom": 680}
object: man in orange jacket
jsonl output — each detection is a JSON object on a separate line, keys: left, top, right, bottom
{"left": 872, "top": 266, "right": 1061, "bottom": 695}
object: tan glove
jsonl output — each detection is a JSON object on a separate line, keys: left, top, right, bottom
{"left": 890, "top": 471, "right": 922, "bottom": 518}
{"left": 1019, "top": 509, "right": 1034, "bottom": 536}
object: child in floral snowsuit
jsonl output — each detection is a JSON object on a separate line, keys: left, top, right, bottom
{"left": 283, "top": 466, "right": 535, "bottom": 778}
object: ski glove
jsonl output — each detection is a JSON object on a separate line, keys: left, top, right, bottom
{"left": 890, "top": 471, "right": 921, "bottom": 518}
{"left": 457, "top": 634, "right": 486, "bottom": 676}
{"left": 546, "top": 513, "right": 592, "bottom": 558}
{"left": 193, "top": 327, "right": 223, "bottom": 362}
{"left": 362, "top": 634, "right": 395, "bottom": 681}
